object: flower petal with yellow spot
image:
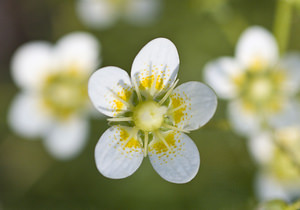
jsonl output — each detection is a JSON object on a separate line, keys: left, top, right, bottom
{"left": 131, "top": 38, "right": 179, "bottom": 97}
{"left": 236, "top": 26, "right": 279, "bottom": 69}
{"left": 95, "top": 125, "right": 144, "bottom": 179}
{"left": 55, "top": 32, "right": 100, "bottom": 73}
{"left": 170, "top": 81, "right": 217, "bottom": 131}
{"left": 204, "top": 57, "right": 243, "bottom": 99}
{"left": 88, "top": 67, "right": 134, "bottom": 117}
{"left": 148, "top": 131, "right": 200, "bottom": 184}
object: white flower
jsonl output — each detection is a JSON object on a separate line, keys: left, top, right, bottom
{"left": 204, "top": 26, "right": 300, "bottom": 136}
{"left": 9, "top": 32, "right": 101, "bottom": 160}
{"left": 88, "top": 38, "right": 217, "bottom": 183}
{"left": 76, "top": 0, "right": 161, "bottom": 29}
{"left": 250, "top": 126, "right": 300, "bottom": 201}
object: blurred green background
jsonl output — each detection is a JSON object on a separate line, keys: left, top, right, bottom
{"left": 1, "top": 0, "right": 300, "bottom": 209}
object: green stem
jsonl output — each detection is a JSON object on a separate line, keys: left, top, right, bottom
{"left": 273, "top": 0, "right": 293, "bottom": 55}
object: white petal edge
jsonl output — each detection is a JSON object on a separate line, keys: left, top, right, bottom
{"left": 55, "top": 32, "right": 100, "bottom": 73}
{"left": 11, "top": 41, "right": 53, "bottom": 90}
{"left": 76, "top": 0, "right": 119, "bottom": 29}
{"left": 270, "top": 101, "right": 300, "bottom": 129}
{"left": 123, "top": 0, "right": 161, "bottom": 26}
{"left": 148, "top": 131, "right": 200, "bottom": 183}
{"left": 227, "top": 100, "right": 261, "bottom": 137}
{"left": 88, "top": 66, "right": 133, "bottom": 117}
{"left": 170, "top": 81, "right": 217, "bottom": 131}
{"left": 279, "top": 53, "right": 300, "bottom": 94}
{"left": 8, "top": 93, "right": 51, "bottom": 139}
{"left": 131, "top": 38, "right": 179, "bottom": 96}
{"left": 255, "top": 172, "right": 290, "bottom": 202}
{"left": 203, "top": 57, "right": 242, "bottom": 99}
{"left": 43, "top": 118, "right": 88, "bottom": 160}
{"left": 248, "top": 132, "right": 274, "bottom": 165}
{"left": 95, "top": 126, "right": 144, "bottom": 179}
{"left": 236, "top": 26, "right": 278, "bottom": 68}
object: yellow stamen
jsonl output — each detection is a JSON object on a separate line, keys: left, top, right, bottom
{"left": 107, "top": 117, "right": 133, "bottom": 122}
{"left": 162, "top": 123, "right": 190, "bottom": 133}
{"left": 155, "top": 131, "right": 170, "bottom": 150}
{"left": 122, "top": 128, "right": 138, "bottom": 147}
{"left": 109, "top": 88, "right": 133, "bottom": 109}
{"left": 144, "top": 131, "right": 149, "bottom": 157}
{"left": 131, "top": 76, "right": 142, "bottom": 102}
{"left": 168, "top": 103, "right": 186, "bottom": 113}
{"left": 159, "top": 79, "right": 179, "bottom": 105}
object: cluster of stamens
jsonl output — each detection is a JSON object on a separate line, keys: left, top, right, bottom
{"left": 107, "top": 78, "right": 188, "bottom": 156}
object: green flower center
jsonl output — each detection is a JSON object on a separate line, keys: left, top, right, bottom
{"left": 234, "top": 68, "right": 286, "bottom": 114}
{"left": 41, "top": 69, "right": 88, "bottom": 120}
{"left": 132, "top": 101, "right": 167, "bottom": 132}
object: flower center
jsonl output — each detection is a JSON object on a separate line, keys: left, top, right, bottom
{"left": 249, "top": 78, "right": 273, "bottom": 100}
{"left": 133, "top": 101, "right": 167, "bottom": 132}
{"left": 41, "top": 69, "right": 88, "bottom": 120}
{"left": 235, "top": 68, "right": 286, "bottom": 114}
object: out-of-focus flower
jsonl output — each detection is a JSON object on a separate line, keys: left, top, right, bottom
{"left": 257, "top": 199, "right": 288, "bottom": 210}
{"left": 88, "top": 38, "right": 217, "bottom": 183}
{"left": 204, "top": 26, "right": 300, "bottom": 137}
{"left": 250, "top": 126, "right": 300, "bottom": 201}
{"left": 76, "top": 0, "right": 161, "bottom": 29}
{"left": 9, "top": 32, "right": 101, "bottom": 160}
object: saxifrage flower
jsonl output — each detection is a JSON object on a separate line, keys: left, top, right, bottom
{"left": 9, "top": 32, "right": 101, "bottom": 160}
{"left": 88, "top": 38, "right": 217, "bottom": 183}
{"left": 204, "top": 26, "right": 300, "bottom": 137}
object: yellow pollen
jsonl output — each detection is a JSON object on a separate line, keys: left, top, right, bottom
{"left": 170, "top": 95, "right": 186, "bottom": 124}
{"left": 149, "top": 132, "right": 177, "bottom": 154}
{"left": 119, "top": 128, "right": 140, "bottom": 149}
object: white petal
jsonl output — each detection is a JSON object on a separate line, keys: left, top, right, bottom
{"left": 131, "top": 38, "right": 179, "bottom": 97}
{"left": 170, "top": 81, "right": 217, "bottom": 131}
{"left": 95, "top": 126, "right": 143, "bottom": 179}
{"left": 43, "top": 118, "right": 88, "bottom": 160}
{"left": 8, "top": 93, "right": 51, "bottom": 139}
{"left": 123, "top": 0, "right": 161, "bottom": 25}
{"left": 76, "top": 0, "right": 119, "bottom": 29}
{"left": 148, "top": 131, "right": 200, "bottom": 183}
{"left": 11, "top": 42, "right": 53, "bottom": 90}
{"left": 236, "top": 26, "right": 278, "bottom": 68}
{"left": 255, "top": 172, "right": 290, "bottom": 202}
{"left": 227, "top": 100, "right": 261, "bottom": 137}
{"left": 55, "top": 32, "right": 100, "bottom": 73}
{"left": 270, "top": 101, "right": 300, "bottom": 129}
{"left": 203, "top": 57, "right": 242, "bottom": 99}
{"left": 88, "top": 67, "right": 133, "bottom": 117}
{"left": 248, "top": 132, "right": 274, "bottom": 165}
{"left": 279, "top": 53, "right": 300, "bottom": 94}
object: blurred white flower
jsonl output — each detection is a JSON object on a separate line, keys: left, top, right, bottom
{"left": 204, "top": 26, "right": 300, "bottom": 137}
{"left": 88, "top": 38, "right": 217, "bottom": 183}
{"left": 9, "top": 32, "right": 101, "bottom": 160}
{"left": 250, "top": 126, "right": 300, "bottom": 201}
{"left": 76, "top": 0, "right": 161, "bottom": 29}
